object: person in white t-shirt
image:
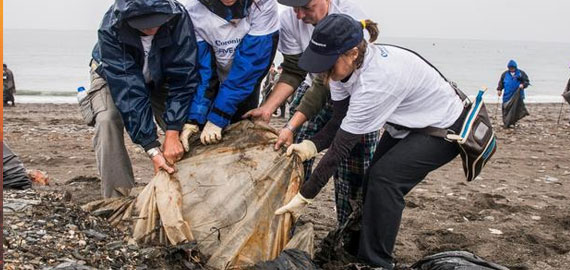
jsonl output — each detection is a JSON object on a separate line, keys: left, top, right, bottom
{"left": 275, "top": 14, "right": 466, "bottom": 269}
{"left": 178, "top": 0, "right": 279, "bottom": 147}
{"left": 243, "top": 0, "right": 380, "bottom": 227}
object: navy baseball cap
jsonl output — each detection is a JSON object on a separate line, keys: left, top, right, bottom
{"left": 278, "top": 0, "right": 311, "bottom": 7}
{"left": 298, "top": 14, "right": 364, "bottom": 73}
{"left": 127, "top": 13, "right": 174, "bottom": 30}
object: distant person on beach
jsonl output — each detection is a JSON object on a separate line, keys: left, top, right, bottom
{"left": 262, "top": 63, "right": 278, "bottom": 100}
{"left": 177, "top": 0, "right": 279, "bottom": 147}
{"left": 563, "top": 73, "right": 570, "bottom": 123}
{"left": 274, "top": 64, "right": 287, "bottom": 118}
{"left": 497, "top": 59, "right": 530, "bottom": 128}
{"left": 265, "top": 64, "right": 286, "bottom": 118}
{"left": 81, "top": 0, "right": 199, "bottom": 198}
{"left": 3, "top": 63, "right": 16, "bottom": 106}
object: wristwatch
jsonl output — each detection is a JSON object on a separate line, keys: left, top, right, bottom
{"left": 145, "top": 147, "right": 162, "bottom": 159}
{"left": 283, "top": 122, "right": 297, "bottom": 134}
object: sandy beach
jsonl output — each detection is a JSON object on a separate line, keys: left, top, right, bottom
{"left": 3, "top": 102, "right": 570, "bottom": 269}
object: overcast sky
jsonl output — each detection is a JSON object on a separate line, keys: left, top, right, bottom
{"left": 3, "top": 0, "right": 570, "bottom": 43}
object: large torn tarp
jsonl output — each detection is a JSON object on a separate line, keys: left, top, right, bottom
{"left": 502, "top": 88, "right": 529, "bottom": 127}
{"left": 3, "top": 142, "right": 32, "bottom": 189}
{"left": 84, "top": 121, "right": 312, "bottom": 269}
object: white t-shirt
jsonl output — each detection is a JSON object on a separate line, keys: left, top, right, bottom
{"left": 140, "top": 35, "right": 154, "bottom": 83}
{"left": 186, "top": 0, "right": 279, "bottom": 81}
{"left": 330, "top": 44, "right": 464, "bottom": 137}
{"left": 278, "top": 0, "right": 365, "bottom": 84}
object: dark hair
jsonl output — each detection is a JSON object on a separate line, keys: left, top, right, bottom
{"left": 353, "top": 19, "right": 379, "bottom": 69}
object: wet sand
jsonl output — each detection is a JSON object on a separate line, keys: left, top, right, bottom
{"left": 3, "top": 102, "right": 570, "bottom": 269}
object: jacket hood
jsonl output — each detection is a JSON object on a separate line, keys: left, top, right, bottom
{"left": 112, "top": 0, "right": 181, "bottom": 26}
{"left": 507, "top": 60, "right": 517, "bottom": 69}
{"left": 198, "top": 0, "right": 254, "bottom": 21}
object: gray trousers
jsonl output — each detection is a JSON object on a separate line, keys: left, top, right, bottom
{"left": 81, "top": 69, "right": 166, "bottom": 198}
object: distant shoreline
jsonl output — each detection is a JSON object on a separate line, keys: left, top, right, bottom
{"left": 12, "top": 94, "right": 568, "bottom": 104}
{"left": 17, "top": 90, "right": 76, "bottom": 97}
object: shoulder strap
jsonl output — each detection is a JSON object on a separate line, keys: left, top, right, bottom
{"left": 376, "top": 43, "right": 469, "bottom": 102}
{"left": 376, "top": 43, "right": 470, "bottom": 138}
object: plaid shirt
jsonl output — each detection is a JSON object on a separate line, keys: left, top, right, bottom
{"left": 289, "top": 82, "right": 381, "bottom": 226}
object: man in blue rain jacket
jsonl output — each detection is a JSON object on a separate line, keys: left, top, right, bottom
{"left": 82, "top": 0, "right": 199, "bottom": 198}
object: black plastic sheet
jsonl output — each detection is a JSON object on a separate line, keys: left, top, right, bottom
{"left": 411, "top": 251, "right": 509, "bottom": 270}
{"left": 3, "top": 142, "right": 31, "bottom": 189}
{"left": 247, "top": 249, "right": 318, "bottom": 270}
{"left": 502, "top": 89, "right": 529, "bottom": 128}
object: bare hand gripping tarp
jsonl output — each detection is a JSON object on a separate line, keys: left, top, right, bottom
{"left": 83, "top": 121, "right": 312, "bottom": 269}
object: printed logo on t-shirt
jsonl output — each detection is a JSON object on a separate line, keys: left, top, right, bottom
{"left": 379, "top": 46, "right": 389, "bottom": 57}
{"left": 215, "top": 38, "right": 243, "bottom": 56}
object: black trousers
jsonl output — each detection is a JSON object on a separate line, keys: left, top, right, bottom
{"left": 357, "top": 116, "right": 464, "bottom": 268}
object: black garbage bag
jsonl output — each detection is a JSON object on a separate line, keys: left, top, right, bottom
{"left": 411, "top": 251, "right": 509, "bottom": 270}
{"left": 502, "top": 89, "right": 529, "bottom": 128}
{"left": 563, "top": 79, "right": 570, "bottom": 104}
{"left": 314, "top": 203, "right": 362, "bottom": 268}
{"left": 247, "top": 249, "right": 319, "bottom": 270}
{"left": 3, "top": 142, "right": 32, "bottom": 189}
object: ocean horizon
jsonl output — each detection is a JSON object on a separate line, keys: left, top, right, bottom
{"left": 4, "top": 29, "right": 570, "bottom": 104}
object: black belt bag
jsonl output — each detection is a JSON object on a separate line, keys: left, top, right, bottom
{"left": 381, "top": 44, "right": 498, "bottom": 182}
{"left": 415, "top": 84, "right": 497, "bottom": 182}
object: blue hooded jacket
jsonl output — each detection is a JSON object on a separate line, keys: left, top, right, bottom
{"left": 497, "top": 60, "right": 530, "bottom": 103}
{"left": 93, "top": 0, "right": 199, "bottom": 151}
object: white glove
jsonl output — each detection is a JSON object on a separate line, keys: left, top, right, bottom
{"left": 286, "top": 140, "right": 317, "bottom": 162}
{"left": 180, "top": 124, "right": 200, "bottom": 152}
{"left": 275, "top": 193, "right": 312, "bottom": 216}
{"left": 200, "top": 121, "right": 223, "bottom": 145}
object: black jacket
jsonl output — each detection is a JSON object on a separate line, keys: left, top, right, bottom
{"left": 3, "top": 67, "right": 16, "bottom": 94}
{"left": 93, "top": 0, "right": 199, "bottom": 150}
{"left": 563, "top": 78, "right": 570, "bottom": 105}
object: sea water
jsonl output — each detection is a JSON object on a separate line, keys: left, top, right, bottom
{"left": 4, "top": 29, "right": 570, "bottom": 103}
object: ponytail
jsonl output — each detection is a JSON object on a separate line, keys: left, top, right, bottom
{"left": 360, "top": 19, "right": 379, "bottom": 43}
{"left": 349, "top": 19, "right": 379, "bottom": 69}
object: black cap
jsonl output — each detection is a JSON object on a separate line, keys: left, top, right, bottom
{"left": 277, "top": 0, "right": 311, "bottom": 7}
{"left": 127, "top": 13, "right": 174, "bottom": 30}
{"left": 298, "top": 14, "right": 363, "bottom": 73}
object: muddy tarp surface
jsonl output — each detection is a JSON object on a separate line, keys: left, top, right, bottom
{"left": 502, "top": 89, "right": 529, "bottom": 127}
{"left": 3, "top": 142, "right": 31, "bottom": 189}
{"left": 411, "top": 251, "right": 510, "bottom": 270}
{"left": 84, "top": 121, "right": 311, "bottom": 269}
